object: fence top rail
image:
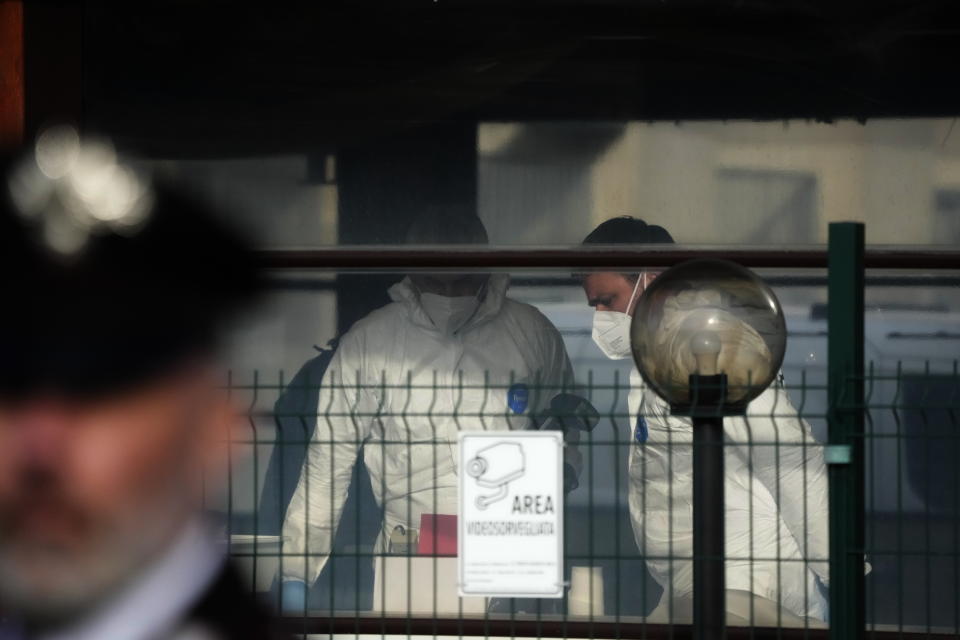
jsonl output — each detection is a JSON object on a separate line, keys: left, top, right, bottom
{"left": 277, "top": 616, "right": 960, "bottom": 639}
{"left": 255, "top": 245, "right": 960, "bottom": 271}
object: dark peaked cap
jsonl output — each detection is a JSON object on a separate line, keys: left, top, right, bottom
{"left": 0, "top": 152, "right": 261, "bottom": 398}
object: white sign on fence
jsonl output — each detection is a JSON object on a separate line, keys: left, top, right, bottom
{"left": 458, "top": 430, "right": 564, "bottom": 598}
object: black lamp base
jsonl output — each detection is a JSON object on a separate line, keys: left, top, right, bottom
{"left": 670, "top": 373, "right": 746, "bottom": 417}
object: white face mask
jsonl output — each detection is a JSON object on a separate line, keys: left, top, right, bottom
{"left": 591, "top": 276, "right": 643, "bottom": 360}
{"left": 420, "top": 292, "right": 482, "bottom": 335}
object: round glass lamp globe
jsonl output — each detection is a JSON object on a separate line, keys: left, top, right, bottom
{"left": 630, "top": 259, "right": 786, "bottom": 408}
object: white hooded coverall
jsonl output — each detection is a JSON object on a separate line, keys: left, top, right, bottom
{"left": 282, "top": 275, "right": 574, "bottom": 584}
{"left": 628, "top": 370, "right": 831, "bottom": 620}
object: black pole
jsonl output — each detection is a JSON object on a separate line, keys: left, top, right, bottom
{"left": 690, "top": 374, "right": 727, "bottom": 640}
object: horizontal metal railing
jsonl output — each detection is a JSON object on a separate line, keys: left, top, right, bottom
{"left": 254, "top": 246, "right": 960, "bottom": 270}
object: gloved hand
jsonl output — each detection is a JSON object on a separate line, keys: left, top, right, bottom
{"left": 534, "top": 394, "right": 599, "bottom": 493}
{"left": 281, "top": 580, "right": 308, "bottom": 613}
{"left": 536, "top": 394, "right": 600, "bottom": 436}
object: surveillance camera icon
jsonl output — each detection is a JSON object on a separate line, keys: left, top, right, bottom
{"left": 467, "top": 442, "right": 525, "bottom": 509}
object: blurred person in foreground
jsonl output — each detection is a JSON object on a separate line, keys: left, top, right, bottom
{"left": 581, "top": 217, "right": 830, "bottom": 624}
{"left": 0, "top": 128, "right": 280, "bottom": 639}
{"left": 280, "top": 211, "right": 577, "bottom": 611}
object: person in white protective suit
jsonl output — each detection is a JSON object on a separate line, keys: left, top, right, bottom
{"left": 280, "top": 212, "right": 575, "bottom": 610}
{"left": 581, "top": 217, "right": 830, "bottom": 624}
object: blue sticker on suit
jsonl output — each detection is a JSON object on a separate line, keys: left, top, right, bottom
{"left": 507, "top": 383, "right": 529, "bottom": 414}
{"left": 635, "top": 415, "right": 649, "bottom": 443}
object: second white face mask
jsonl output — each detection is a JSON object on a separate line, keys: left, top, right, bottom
{"left": 590, "top": 276, "right": 643, "bottom": 360}
{"left": 591, "top": 311, "right": 633, "bottom": 360}
{"left": 420, "top": 293, "right": 480, "bottom": 335}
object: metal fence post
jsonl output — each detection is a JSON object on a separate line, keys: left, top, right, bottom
{"left": 689, "top": 376, "right": 727, "bottom": 640}
{"left": 828, "top": 222, "right": 866, "bottom": 640}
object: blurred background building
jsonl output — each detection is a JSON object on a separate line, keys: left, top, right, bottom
{"left": 145, "top": 118, "right": 960, "bottom": 250}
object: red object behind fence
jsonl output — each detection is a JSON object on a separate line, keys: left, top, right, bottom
{"left": 418, "top": 514, "right": 457, "bottom": 556}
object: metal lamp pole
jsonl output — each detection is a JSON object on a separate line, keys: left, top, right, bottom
{"left": 676, "top": 373, "right": 738, "bottom": 640}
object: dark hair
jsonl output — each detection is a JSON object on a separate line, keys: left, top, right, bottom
{"left": 580, "top": 216, "right": 674, "bottom": 282}
{"left": 582, "top": 216, "right": 674, "bottom": 245}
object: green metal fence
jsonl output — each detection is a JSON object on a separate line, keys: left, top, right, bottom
{"left": 210, "top": 225, "right": 959, "bottom": 639}
{"left": 218, "top": 368, "right": 960, "bottom": 638}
